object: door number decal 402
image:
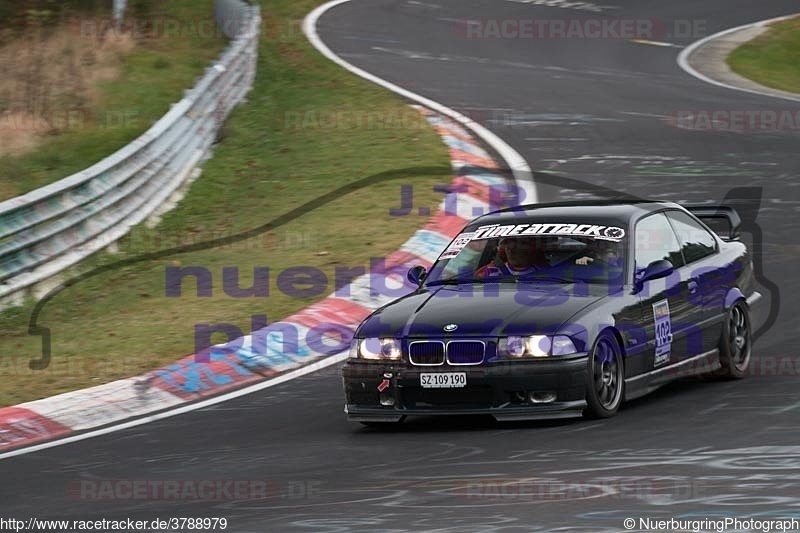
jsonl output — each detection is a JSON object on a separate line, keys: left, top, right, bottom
{"left": 653, "top": 299, "right": 672, "bottom": 367}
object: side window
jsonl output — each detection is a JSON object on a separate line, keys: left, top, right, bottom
{"left": 634, "top": 213, "right": 685, "bottom": 273}
{"left": 666, "top": 210, "right": 718, "bottom": 264}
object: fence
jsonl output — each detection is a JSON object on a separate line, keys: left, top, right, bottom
{"left": 0, "top": 0, "right": 260, "bottom": 307}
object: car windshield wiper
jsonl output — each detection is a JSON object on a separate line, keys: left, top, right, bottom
{"left": 426, "top": 277, "right": 486, "bottom": 286}
{"left": 516, "top": 275, "right": 575, "bottom": 284}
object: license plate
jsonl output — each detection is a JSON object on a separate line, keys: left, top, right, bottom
{"left": 420, "top": 372, "right": 467, "bottom": 388}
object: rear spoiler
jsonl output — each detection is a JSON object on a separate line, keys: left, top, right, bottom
{"left": 684, "top": 205, "right": 742, "bottom": 241}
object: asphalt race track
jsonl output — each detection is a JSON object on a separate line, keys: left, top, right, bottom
{"left": 3, "top": 1, "right": 800, "bottom": 531}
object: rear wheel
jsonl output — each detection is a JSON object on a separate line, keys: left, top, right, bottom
{"left": 716, "top": 302, "right": 751, "bottom": 379}
{"left": 584, "top": 334, "right": 624, "bottom": 418}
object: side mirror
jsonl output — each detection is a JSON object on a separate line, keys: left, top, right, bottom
{"left": 633, "top": 259, "right": 674, "bottom": 294}
{"left": 642, "top": 259, "right": 674, "bottom": 282}
{"left": 407, "top": 265, "right": 427, "bottom": 286}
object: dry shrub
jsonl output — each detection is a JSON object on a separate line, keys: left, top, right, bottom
{"left": 0, "top": 16, "right": 136, "bottom": 156}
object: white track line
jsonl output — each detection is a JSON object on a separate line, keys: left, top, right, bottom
{"left": 304, "top": 0, "right": 536, "bottom": 204}
{"left": 0, "top": 353, "right": 348, "bottom": 460}
{"left": 677, "top": 14, "right": 800, "bottom": 103}
{"left": 2, "top": 0, "right": 537, "bottom": 460}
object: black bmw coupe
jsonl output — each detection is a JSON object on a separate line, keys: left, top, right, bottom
{"left": 343, "top": 200, "right": 761, "bottom": 422}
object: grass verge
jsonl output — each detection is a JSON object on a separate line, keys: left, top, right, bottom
{"left": 727, "top": 16, "right": 800, "bottom": 93}
{"left": 0, "top": 0, "right": 452, "bottom": 406}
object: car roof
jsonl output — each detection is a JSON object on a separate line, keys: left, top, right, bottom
{"left": 473, "top": 199, "right": 678, "bottom": 225}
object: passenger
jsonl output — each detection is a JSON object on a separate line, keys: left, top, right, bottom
{"left": 575, "top": 239, "right": 622, "bottom": 266}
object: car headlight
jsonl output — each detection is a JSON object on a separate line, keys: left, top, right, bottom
{"left": 356, "top": 338, "right": 402, "bottom": 361}
{"left": 551, "top": 335, "right": 577, "bottom": 356}
{"left": 499, "top": 335, "right": 577, "bottom": 358}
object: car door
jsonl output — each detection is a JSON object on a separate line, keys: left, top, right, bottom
{"left": 633, "top": 212, "right": 694, "bottom": 375}
{"left": 665, "top": 209, "right": 725, "bottom": 356}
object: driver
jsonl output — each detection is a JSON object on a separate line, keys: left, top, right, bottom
{"left": 475, "top": 236, "right": 548, "bottom": 277}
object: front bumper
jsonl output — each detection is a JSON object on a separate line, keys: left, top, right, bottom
{"left": 342, "top": 355, "right": 588, "bottom": 422}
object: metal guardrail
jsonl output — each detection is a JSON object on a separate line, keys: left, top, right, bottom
{"left": 0, "top": 0, "right": 260, "bottom": 305}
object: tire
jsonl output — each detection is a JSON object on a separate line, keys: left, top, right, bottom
{"left": 584, "top": 334, "right": 625, "bottom": 418}
{"left": 716, "top": 301, "right": 751, "bottom": 379}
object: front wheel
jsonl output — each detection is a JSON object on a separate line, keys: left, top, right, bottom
{"left": 584, "top": 334, "right": 625, "bottom": 418}
{"left": 716, "top": 302, "right": 751, "bottom": 379}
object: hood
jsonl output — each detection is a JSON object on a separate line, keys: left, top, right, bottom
{"left": 356, "top": 282, "right": 609, "bottom": 338}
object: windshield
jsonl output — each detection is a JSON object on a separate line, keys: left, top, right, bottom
{"left": 425, "top": 219, "right": 627, "bottom": 286}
